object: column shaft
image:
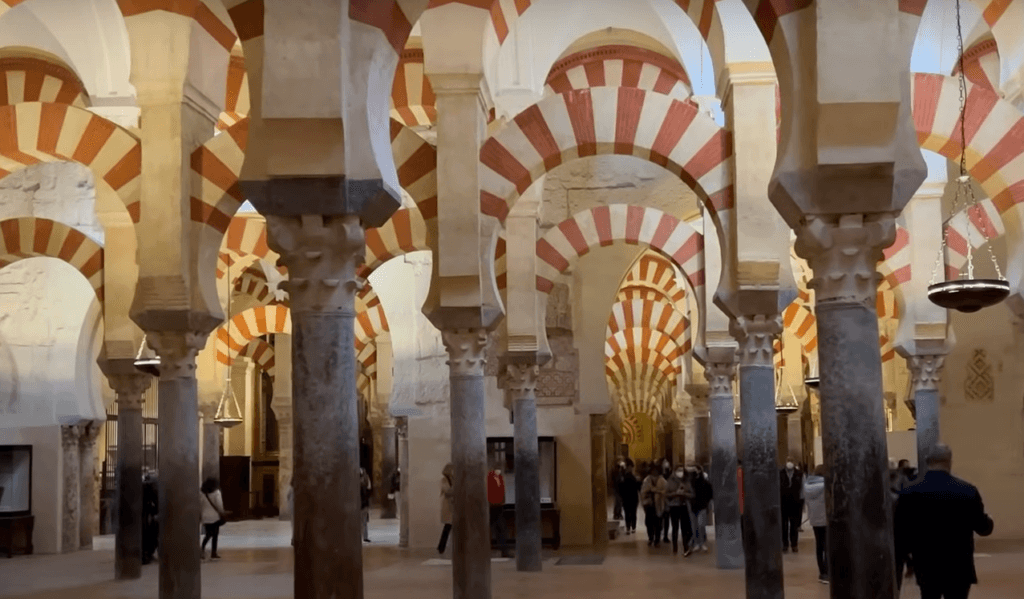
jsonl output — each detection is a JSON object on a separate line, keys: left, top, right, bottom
{"left": 817, "top": 302, "right": 895, "bottom": 598}
{"left": 117, "top": 404, "right": 144, "bottom": 579}
{"left": 61, "top": 426, "right": 82, "bottom": 553}
{"left": 708, "top": 361, "right": 743, "bottom": 569}
{"left": 910, "top": 354, "right": 944, "bottom": 472}
{"left": 79, "top": 422, "right": 101, "bottom": 549}
{"left": 292, "top": 310, "right": 362, "bottom": 599}
{"left": 695, "top": 415, "right": 711, "bottom": 467}
{"left": 590, "top": 413, "right": 609, "bottom": 552}
{"left": 776, "top": 416, "right": 790, "bottom": 465}
{"left": 444, "top": 328, "right": 491, "bottom": 599}
{"left": 509, "top": 364, "right": 541, "bottom": 572}
{"left": 201, "top": 419, "right": 220, "bottom": 483}
{"left": 398, "top": 417, "right": 410, "bottom": 548}
{"left": 380, "top": 424, "right": 398, "bottom": 519}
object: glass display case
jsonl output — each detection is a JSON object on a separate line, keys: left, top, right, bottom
{"left": 486, "top": 437, "right": 557, "bottom": 506}
{"left": 0, "top": 445, "right": 31, "bottom": 516}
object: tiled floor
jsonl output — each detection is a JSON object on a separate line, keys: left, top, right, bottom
{"left": 3, "top": 517, "right": 1022, "bottom": 599}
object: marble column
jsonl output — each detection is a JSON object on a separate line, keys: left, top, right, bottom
{"left": 442, "top": 328, "right": 491, "bottom": 599}
{"left": 590, "top": 413, "right": 609, "bottom": 552}
{"left": 148, "top": 328, "right": 215, "bottom": 599}
{"left": 795, "top": 214, "right": 897, "bottom": 597}
{"left": 707, "top": 358, "right": 743, "bottom": 569}
{"left": 199, "top": 404, "right": 220, "bottom": 483}
{"left": 734, "top": 315, "right": 785, "bottom": 598}
{"left": 103, "top": 365, "right": 152, "bottom": 580}
{"left": 272, "top": 334, "right": 293, "bottom": 521}
{"left": 264, "top": 214, "right": 365, "bottom": 599}
{"left": 397, "top": 417, "right": 410, "bottom": 548}
{"left": 60, "top": 424, "right": 82, "bottom": 553}
{"left": 508, "top": 363, "right": 542, "bottom": 572}
{"left": 695, "top": 415, "right": 711, "bottom": 467}
{"left": 909, "top": 353, "right": 945, "bottom": 472}
{"left": 379, "top": 419, "right": 398, "bottom": 519}
{"left": 78, "top": 421, "right": 102, "bottom": 549}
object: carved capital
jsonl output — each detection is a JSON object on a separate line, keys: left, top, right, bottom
{"left": 909, "top": 354, "right": 945, "bottom": 394}
{"left": 731, "top": 314, "right": 782, "bottom": 367}
{"left": 704, "top": 360, "right": 736, "bottom": 397}
{"left": 396, "top": 416, "right": 408, "bottom": 439}
{"left": 108, "top": 373, "right": 152, "bottom": 408}
{"left": 77, "top": 421, "right": 102, "bottom": 449}
{"left": 794, "top": 213, "right": 896, "bottom": 306}
{"left": 147, "top": 331, "right": 208, "bottom": 380}
{"left": 265, "top": 214, "right": 365, "bottom": 313}
{"left": 507, "top": 363, "right": 539, "bottom": 399}
{"left": 442, "top": 328, "right": 489, "bottom": 377}
{"left": 61, "top": 425, "right": 81, "bottom": 449}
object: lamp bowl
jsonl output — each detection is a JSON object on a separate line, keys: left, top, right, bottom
{"left": 927, "top": 279, "right": 1010, "bottom": 313}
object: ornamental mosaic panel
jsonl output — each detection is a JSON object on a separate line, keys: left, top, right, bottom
{"left": 964, "top": 349, "right": 994, "bottom": 404}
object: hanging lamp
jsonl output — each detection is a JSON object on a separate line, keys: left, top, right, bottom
{"left": 133, "top": 334, "right": 160, "bottom": 377}
{"left": 803, "top": 356, "right": 819, "bottom": 390}
{"left": 775, "top": 383, "right": 800, "bottom": 415}
{"left": 927, "top": 0, "right": 1009, "bottom": 313}
{"left": 215, "top": 260, "right": 244, "bottom": 428}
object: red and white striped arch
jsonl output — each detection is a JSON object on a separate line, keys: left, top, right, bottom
{"left": 391, "top": 119, "right": 439, "bottom": 223}
{"left": 622, "top": 251, "right": 690, "bottom": 311}
{"left": 607, "top": 299, "right": 692, "bottom": 355}
{"left": 616, "top": 282, "right": 681, "bottom": 305}
{"left": 0, "top": 56, "right": 88, "bottom": 108}
{"left": 238, "top": 337, "right": 276, "bottom": 383}
{"left": 480, "top": 88, "right": 733, "bottom": 229}
{"left": 391, "top": 49, "right": 436, "bottom": 128}
{"left": 0, "top": 217, "right": 103, "bottom": 300}
{"left": 536, "top": 205, "right": 704, "bottom": 296}
{"left": 218, "top": 48, "right": 250, "bottom": 131}
{"left": 953, "top": 36, "right": 999, "bottom": 93}
{"left": 192, "top": 117, "right": 248, "bottom": 235}
{"left": 215, "top": 304, "right": 291, "bottom": 366}
{"left": 234, "top": 262, "right": 274, "bottom": 307}
{"left": 544, "top": 45, "right": 692, "bottom": 99}
{"left": 362, "top": 207, "right": 431, "bottom": 279}
{"left": 0, "top": 102, "right": 141, "bottom": 222}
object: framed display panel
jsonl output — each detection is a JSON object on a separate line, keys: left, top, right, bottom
{"left": 0, "top": 445, "right": 31, "bottom": 516}
{"left": 485, "top": 437, "right": 557, "bottom": 507}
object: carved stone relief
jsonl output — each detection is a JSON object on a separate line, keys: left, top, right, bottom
{"left": 964, "top": 349, "right": 994, "bottom": 403}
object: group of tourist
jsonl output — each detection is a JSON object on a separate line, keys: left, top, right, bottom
{"left": 611, "top": 458, "right": 712, "bottom": 555}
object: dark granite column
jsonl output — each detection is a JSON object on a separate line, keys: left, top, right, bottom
{"left": 909, "top": 353, "right": 945, "bottom": 472}
{"left": 442, "top": 328, "right": 491, "bottom": 599}
{"left": 796, "top": 214, "right": 898, "bottom": 599}
{"left": 101, "top": 361, "right": 152, "bottom": 580}
{"left": 60, "top": 425, "right": 82, "bottom": 554}
{"left": 379, "top": 419, "right": 398, "bottom": 519}
{"left": 263, "top": 214, "right": 366, "bottom": 599}
{"left": 590, "top": 413, "right": 609, "bottom": 552}
{"left": 706, "top": 356, "right": 743, "bottom": 569}
{"left": 148, "top": 328, "right": 216, "bottom": 599}
{"left": 734, "top": 316, "right": 785, "bottom": 598}
{"left": 78, "top": 421, "right": 102, "bottom": 549}
{"left": 776, "top": 415, "right": 790, "bottom": 465}
{"left": 397, "top": 417, "right": 410, "bottom": 548}
{"left": 508, "top": 363, "right": 541, "bottom": 572}
{"left": 199, "top": 404, "right": 220, "bottom": 483}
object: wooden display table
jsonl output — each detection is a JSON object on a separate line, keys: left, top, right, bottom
{"left": 0, "top": 515, "right": 34, "bottom": 558}
{"left": 494, "top": 505, "right": 561, "bottom": 550}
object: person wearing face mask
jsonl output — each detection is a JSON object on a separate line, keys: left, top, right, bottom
{"left": 640, "top": 462, "right": 667, "bottom": 547}
{"left": 611, "top": 457, "right": 626, "bottom": 521}
{"left": 779, "top": 459, "right": 804, "bottom": 553}
{"left": 664, "top": 465, "right": 695, "bottom": 555}
{"left": 689, "top": 464, "right": 713, "bottom": 552}
{"left": 616, "top": 458, "right": 640, "bottom": 534}
{"left": 660, "top": 459, "right": 673, "bottom": 543}
{"left": 487, "top": 464, "right": 511, "bottom": 558}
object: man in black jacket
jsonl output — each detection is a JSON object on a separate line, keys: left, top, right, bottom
{"left": 896, "top": 444, "right": 993, "bottom": 599}
{"left": 779, "top": 460, "right": 803, "bottom": 552}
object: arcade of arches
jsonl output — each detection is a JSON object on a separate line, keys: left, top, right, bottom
{"left": 1, "top": 2, "right": 1024, "bottom": 599}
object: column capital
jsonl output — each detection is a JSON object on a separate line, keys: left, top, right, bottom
{"left": 909, "top": 353, "right": 946, "bottom": 394}
{"left": 442, "top": 328, "right": 489, "bottom": 377}
{"left": 704, "top": 360, "right": 736, "bottom": 397}
{"left": 265, "top": 213, "right": 365, "bottom": 313}
{"left": 108, "top": 374, "right": 153, "bottom": 409}
{"left": 590, "top": 412, "right": 609, "bottom": 436}
{"left": 61, "top": 424, "right": 82, "bottom": 449}
{"left": 506, "top": 363, "right": 539, "bottom": 397}
{"left": 77, "top": 421, "right": 103, "bottom": 448}
{"left": 198, "top": 402, "right": 218, "bottom": 420}
{"left": 794, "top": 213, "right": 896, "bottom": 306}
{"left": 731, "top": 314, "right": 782, "bottom": 368}
{"left": 147, "top": 330, "right": 210, "bottom": 380}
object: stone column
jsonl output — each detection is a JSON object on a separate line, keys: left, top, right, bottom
{"left": 397, "top": 417, "right": 410, "bottom": 548}
{"left": 795, "top": 214, "right": 898, "bottom": 597}
{"left": 695, "top": 415, "right": 711, "bottom": 466}
{"left": 60, "top": 424, "right": 82, "bottom": 553}
{"left": 78, "top": 421, "right": 103, "bottom": 549}
{"left": 734, "top": 315, "right": 785, "bottom": 597}
{"left": 706, "top": 356, "right": 743, "bottom": 569}
{"left": 590, "top": 412, "right": 609, "bottom": 552}
{"left": 508, "top": 363, "right": 542, "bottom": 572}
{"left": 909, "top": 352, "right": 945, "bottom": 471}
{"left": 272, "top": 334, "right": 293, "bottom": 521}
{"left": 264, "top": 214, "right": 366, "bottom": 599}
{"left": 776, "top": 415, "right": 790, "bottom": 465}
{"left": 102, "top": 364, "right": 152, "bottom": 580}
{"left": 199, "top": 404, "right": 220, "bottom": 483}
{"left": 442, "top": 328, "right": 491, "bottom": 599}
{"left": 147, "top": 329, "right": 213, "bottom": 599}
{"left": 379, "top": 418, "right": 398, "bottom": 519}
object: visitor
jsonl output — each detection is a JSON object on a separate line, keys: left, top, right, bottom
{"left": 200, "top": 477, "right": 227, "bottom": 561}
{"left": 664, "top": 464, "right": 694, "bottom": 555}
{"left": 804, "top": 465, "right": 828, "bottom": 584}
{"left": 896, "top": 444, "right": 993, "bottom": 599}
{"left": 640, "top": 462, "right": 667, "bottom": 547}
{"left": 360, "top": 467, "right": 372, "bottom": 542}
{"left": 660, "top": 459, "right": 672, "bottom": 543}
{"left": 141, "top": 474, "right": 159, "bottom": 565}
{"left": 611, "top": 457, "right": 626, "bottom": 521}
{"left": 437, "top": 463, "right": 454, "bottom": 554}
{"left": 616, "top": 458, "right": 640, "bottom": 535}
{"left": 779, "top": 459, "right": 803, "bottom": 552}
{"left": 487, "top": 464, "right": 511, "bottom": 557}
{"left": 689, "top": 464, "right": 712, "bottom": 552}
{"left": 389, "top": 467, "right": 401, "bottom": 517}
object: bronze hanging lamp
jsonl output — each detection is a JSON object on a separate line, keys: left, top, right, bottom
{"left": 215, "top": 260, "right": 244, "bottom": 428}
{"left": 133, "top": 334, "right": 160, "bottom": 376}
{"left": 927, "top": 0, "right": 1009, "bottom": 313}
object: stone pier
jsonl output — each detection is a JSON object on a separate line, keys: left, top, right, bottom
{"left": 78, "top": 421, "right": 102, "bottom": 550}
{"left": 508, "top": 363, "right": 542, "bottom": 572}
{"left": 706, "top": 354, "right": 743, "bottom": 569}
{"left": 590, "top": 413, "right": 609, "bottom": 553}
{"left": 60, "top": 425, "right": 81, "bottom": 554}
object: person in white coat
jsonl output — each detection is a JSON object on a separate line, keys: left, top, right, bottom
{"left": 804, "top": 465, "right": 828, "bottom": 584}
{"left": 201, "top": 477, "right": 227, "bottom": 560}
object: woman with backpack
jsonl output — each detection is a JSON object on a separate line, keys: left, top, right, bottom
{"left": 200, "top": 477, "right": 227, "bottom": 560}
{"left": 616, "top": 458, "right": 641, "bottom": 535}
{"left": 640, "top": 462, "right": 667, "bottom": 547}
